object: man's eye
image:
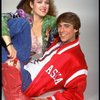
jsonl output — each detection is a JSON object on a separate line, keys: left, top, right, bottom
{"left": 57, "top": 25, "right": 61, "bottom": 28}
{"left": 64, "top": 24, "right": 70, "bottom": 28}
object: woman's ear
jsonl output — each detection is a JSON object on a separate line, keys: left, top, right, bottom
{"left": 30, "top": 1, "right": 33, "bottom": 9}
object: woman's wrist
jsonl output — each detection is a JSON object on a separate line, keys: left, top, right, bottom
{"left": 6, "top": 42, "right": 13, "bottom": 47}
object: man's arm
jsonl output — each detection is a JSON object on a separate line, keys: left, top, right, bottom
{"left": 47, "top": 75, "right": 87, "bottom": 100}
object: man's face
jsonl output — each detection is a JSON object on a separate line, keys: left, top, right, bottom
{"left": 58, "top": 22, "right": 78, "bottom": 43}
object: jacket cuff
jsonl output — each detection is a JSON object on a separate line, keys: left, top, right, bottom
{"left": 47, "top": 97, "right": 52, "bottom": 100}
{"left": 47, "top": 96, "right": 56, "bottom": 100}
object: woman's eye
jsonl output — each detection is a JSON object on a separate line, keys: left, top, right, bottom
{"left": 37, "top": 0, "right": 42, "bottom": 3}
{"left": 45, "top": 1, "right": 49, "bottom": 4}
{"left": 37, "top": 1, "right": 42, "bottom": 3}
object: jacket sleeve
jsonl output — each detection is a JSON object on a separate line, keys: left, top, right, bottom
{"left": 2, "top": 15, "right": 10, "bottom": 36}
{"left": 47, "top": 75, "right": 87, "bottom": 100}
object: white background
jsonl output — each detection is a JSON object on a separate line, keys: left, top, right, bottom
{"left": 2, "top": 0, "right": 99, "bottom": 100}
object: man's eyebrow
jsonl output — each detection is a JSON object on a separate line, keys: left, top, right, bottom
{"left": 63, "top": 23, "right": 72, "bottom": 25}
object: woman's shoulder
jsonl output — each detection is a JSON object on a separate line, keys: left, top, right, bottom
{"left": 15, "top": 9, "right": 33, "bottom": 25}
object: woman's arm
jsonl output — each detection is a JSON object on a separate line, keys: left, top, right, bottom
{"left": 2, "top": 15, "right": 17, "bottom": 60}
{"left": 2, "top": 35, "right": 17, "bottom": 60}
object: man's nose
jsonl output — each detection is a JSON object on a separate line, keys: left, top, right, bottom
{"left": 60, "top": 27, "right": 65, "bottom": 33}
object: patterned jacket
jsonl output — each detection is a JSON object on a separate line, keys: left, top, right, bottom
{"left": 2, "top": 9, "right": 58, "bottom": 53}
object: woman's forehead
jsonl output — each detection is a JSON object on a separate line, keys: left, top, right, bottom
{"left": 35, "top": 0, "right": 49, "bottom": 2}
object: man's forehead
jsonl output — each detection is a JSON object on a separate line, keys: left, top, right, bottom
{"left": 58, "top": 22, "right": 73, "bottom": 26}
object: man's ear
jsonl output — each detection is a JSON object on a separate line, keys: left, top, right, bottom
{"left": 74, "top": 29, "right": 78, "bottom": 33}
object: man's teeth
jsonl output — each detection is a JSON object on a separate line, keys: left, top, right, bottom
{"left": 61, "top": 34, "right": 66, "bottom": 36}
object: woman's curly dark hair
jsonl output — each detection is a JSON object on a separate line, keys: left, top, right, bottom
{"left": 17, "top": 0, "right": 57, "bottom": 16}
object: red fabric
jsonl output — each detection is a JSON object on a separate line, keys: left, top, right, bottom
{"left": 2, "top": 61, "right": 33, "bottom": 100}
{"left": 23, "top": 37, "right": 88, "bottom": 100}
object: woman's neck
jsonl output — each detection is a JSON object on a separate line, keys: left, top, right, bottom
{"left": 33, "top": 14, "right": 43, "bottom": 25}
{"left": 31, "top": 15, "right": 44, "bottom": 37}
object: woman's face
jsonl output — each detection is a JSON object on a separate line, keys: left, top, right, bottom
{"left": 30, "top": 0, "right": 49, "bottom": 17}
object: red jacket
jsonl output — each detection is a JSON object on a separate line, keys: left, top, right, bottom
{"left": 24, "top": 37, "right": 88, "bottom": 100}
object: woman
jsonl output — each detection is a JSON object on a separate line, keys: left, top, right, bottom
{"left": 17, "top": 0, "right": 58, "bottom": 59}
{"left": 2, "top": 0, "right": 58, "bottom": 62}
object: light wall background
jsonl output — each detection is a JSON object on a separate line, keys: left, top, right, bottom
{"left": 2, "top": 0, "right": 99, "bottom": 100}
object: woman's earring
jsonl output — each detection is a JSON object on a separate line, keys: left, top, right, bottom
{"left": 31, "top": 10, "right": 33, "bottom": 15}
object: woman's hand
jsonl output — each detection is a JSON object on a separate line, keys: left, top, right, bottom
{"left": 7, "top": 44, "right": 17, "bottom": 60}
{"left": 2, "top": 35, "right": 17, "bottom": 60}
